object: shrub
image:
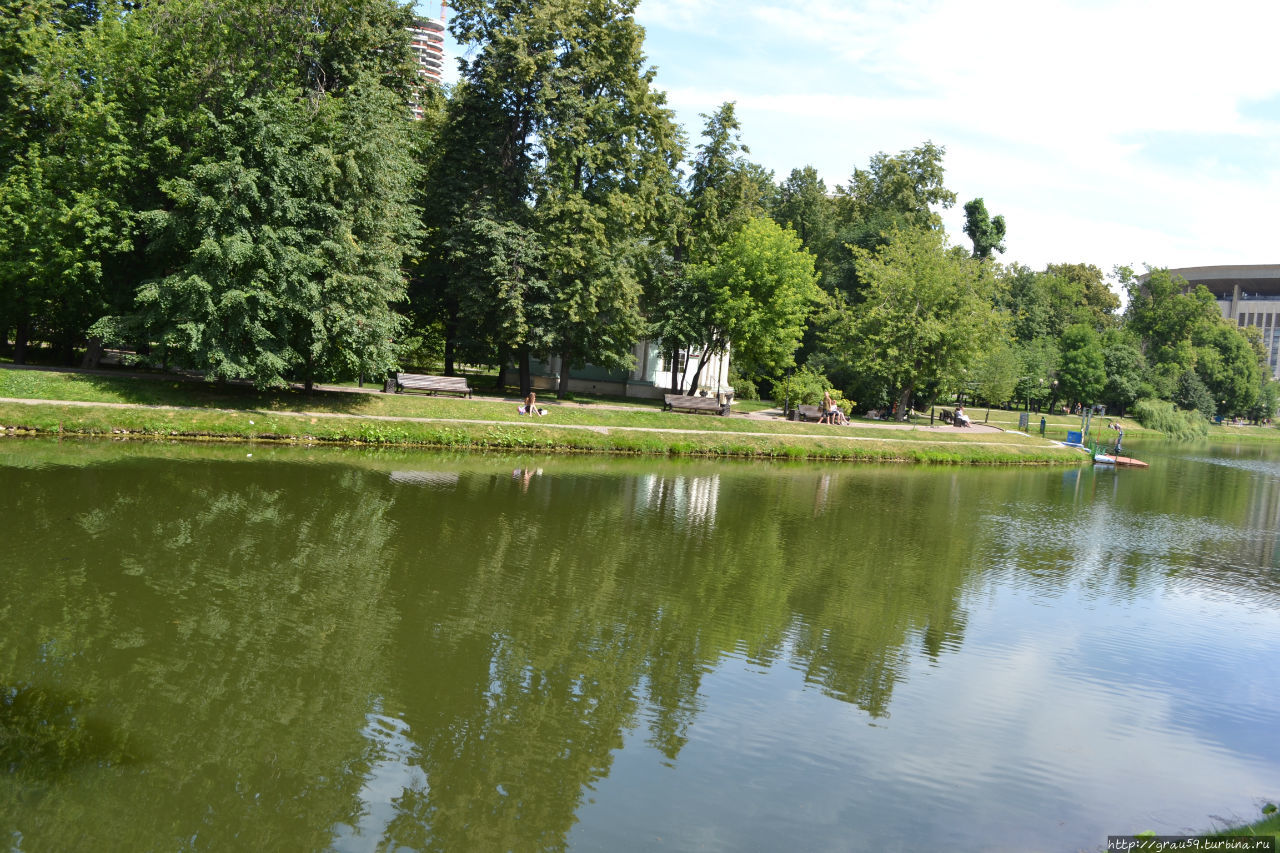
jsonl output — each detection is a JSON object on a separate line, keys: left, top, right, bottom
{"left": 773, "top": 365, "right": 829, "bottom": 409}
{"left": 1131, "top": 397, "right": 1209, "bottom": 440}
{"left": 727, "top": 365, "right": 759, "bottom": 400}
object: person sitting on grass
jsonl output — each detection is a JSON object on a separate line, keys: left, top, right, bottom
{"left": 519, "top": 391, "right": 547, "bottom": 416}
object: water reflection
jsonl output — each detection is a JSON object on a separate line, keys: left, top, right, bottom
{"left": 331, "top": 709, "right": 430, "bottom": 852}
{"left": 1, "top": 441, "right": 1278, "bottom": 851}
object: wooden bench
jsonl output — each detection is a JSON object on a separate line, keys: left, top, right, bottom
{"left": 390, "top": 372, "right": 472, "bottom": 398}
{"left": 663, "top": 394, "right": 730, "bottom": 416}
{"left": 789, "top": 404, "right": 824, "bottom": 422}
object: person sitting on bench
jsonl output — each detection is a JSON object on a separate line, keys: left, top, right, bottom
{"left": 821, "top": 391, "right": 848, "bottom": 425}
{"left": 954, "top": 406, "right": 971, "bottom": 427}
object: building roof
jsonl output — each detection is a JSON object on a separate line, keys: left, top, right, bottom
{"left": 1159, "top": 265, "right": 1280, "bottom": 299}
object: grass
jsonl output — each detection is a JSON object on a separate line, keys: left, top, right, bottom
{"left": 0, "top": 367, "right": 1086, "bottom": 464}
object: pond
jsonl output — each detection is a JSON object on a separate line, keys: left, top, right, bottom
{"left": 2, "top": 438, "right": 1278, "bottom": 851}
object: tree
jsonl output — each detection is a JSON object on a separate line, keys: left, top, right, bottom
{"left": 972, "top": 342, "right": 1020, "bottom": 408}
{"left": 1250, "top": 378, "right": 1279, "bottom": 423}
{"left": 94, "top": 0, "right": 422, "bottom": 389}
{"left": 437, "top": 0, "right": 683, "bottom": 395}
{"left": 675, "top": 217, "right": 820, "bottom": 390}
{"left": 1056, "top": 323, "right": 1106, "bottom": 408}
{"left": 962, "top": 197, "right": 1006, "bottom": 260}
{"left": 0, "top": 0, "right": 135, "bottom": 363}
{"left": 1044, "top": 262, "right": 1118, "bottom": 330}
{"left": 1012, "top": 338, "right": 1060, "bottom": 411}
{"left": 1100, "top": 331, "right": 1148, "bottom": 416}
{"left": 1175, "top": 369, "right": 1216, "bottom": 420}
{"left": 1123, "top": 267, "right": 1220, "bottom": 375}
{"left": 683, "top": 102, "right": 767, "bottom": 262}
{"left": 1194, "top": 321, "right": 1261, "bottom": 418}
{"left": 848, "top": 227, "right": 1002, "bottom": 419}
{"left": 823, "top": 142, "right": 955, "bottom": 302}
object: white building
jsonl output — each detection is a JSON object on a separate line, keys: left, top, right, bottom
{"left": 530, "top": 341, "right": 734, "bottom": 400}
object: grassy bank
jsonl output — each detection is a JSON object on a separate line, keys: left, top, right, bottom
{"left": 0, "top": 368, "right": 1084, "bottom": 464}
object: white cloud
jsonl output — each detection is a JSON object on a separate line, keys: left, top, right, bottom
{"left": 637, "top": 0, "right": 1280, "bottom": 273}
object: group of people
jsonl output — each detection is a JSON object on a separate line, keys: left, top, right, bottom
{"left": 821, "top": 391, "right": 849, "bottom": 425}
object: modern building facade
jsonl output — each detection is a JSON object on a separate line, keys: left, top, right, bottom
{"left": 1167, "top": 265, "right": 1280, "bottom": 379}
{"left": 407, "top": 12, "right": 445, "bottom": 119}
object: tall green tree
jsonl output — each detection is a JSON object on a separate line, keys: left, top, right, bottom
{"left": 683, "top": 102, "right": 766, "bottom": 262}
{"left": 773, "top": 166, "right": 836, "bottom": 282}
{"left": 1, "top": 1, "right": 143, "bottom": 364}
{"left": 673, "top": 217, "right": 820, "bottom": 390}
{"left": 972, "top": 342, "right": 1020, "bottom": 408}
{"left": 1100, "top": 330, "right": 1149, "bottom": 416}
{"left": 650, "top": 102, "right": 769, "bottom": 393}
{"left": 834, "top": 141, "right": 955, "bottom": 252}
{"left": 1044, "top": 262, "right": 1119, "bottom": 330}
{"left": 96, "top": 0, "right": 421, "bottom": 389}
{"left": 1194, "top": 321, "right": 1261, "bottom": 418}
{"left": 1056, "top": 323, "right": 1106, "bottom": 408}
{"left": 436, "top": 0, "right": 683, "bottom": 395}
{"left": 845, "top": 227, "right": 1002, "bottom": 419}
{"left": 822, "top": 141, "right": 955, "bottom": 302}
{"left": 962, "top": 197, "right": 1006, "bottom": 260}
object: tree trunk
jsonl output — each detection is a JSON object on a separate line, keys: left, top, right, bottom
{"left": 687, "top": 351, "right": 709, "bottom": 394}
{"left": 495, "top": 345, "right": 509, "bottom": 391}
{"left": 896, "top": 385, "right": 913, "bottom": 421}
{"left": 518, "top": 349, "right": 532, "bottom": 398}
{"left": 669, "top": 347, "right": 680, "bottom": 395}
{"left": 557, "top": 349, "right": 572, "bottom": 398}
{"left": 81, "top": 336, "right": 104, "bottom": 369}
{"left": 304, "top": 353, "right": 315, "bottom": 393}
{"left": 61, "top": 334, "right": 75, "bottom": 366}
{"left": 14, "top": 314, "right": 30, "bottom": 365}
{"left": 443, "top": 329, "right": 456, "bottom": 376}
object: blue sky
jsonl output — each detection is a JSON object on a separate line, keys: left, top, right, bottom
{"left": 424, "top": 0, "right": 1280, "bottom": 281}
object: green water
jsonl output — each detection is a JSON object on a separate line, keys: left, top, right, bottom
{"left": 2, "top": 439, "right": 1279, "bottom": 852}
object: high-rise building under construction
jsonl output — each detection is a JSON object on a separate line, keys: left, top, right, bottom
{"left": 407, "top": 9, "right": 445, "bottom": 119}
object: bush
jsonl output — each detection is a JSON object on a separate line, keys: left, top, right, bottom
{"left": 727, "top": 365, "right": 759, "bottom": 400}
{"left": 1131, "top": 398, "right": 1209, "bottom": 440}
{"left": 773, "top": 365, "right": 829, "bottom": 409}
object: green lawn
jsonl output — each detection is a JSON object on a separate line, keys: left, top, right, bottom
{"left": 0, "top": 367, "right": 1087, "bottom": 464}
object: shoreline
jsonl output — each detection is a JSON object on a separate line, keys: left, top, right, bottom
{"left": 0, "top": 397, "right": 1086, "bottom": 465}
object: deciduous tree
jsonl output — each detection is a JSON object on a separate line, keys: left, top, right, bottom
{"left": 848, "top": 227, "right": 1001, "bottom": 419}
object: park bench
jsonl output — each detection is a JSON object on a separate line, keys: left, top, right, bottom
{"left": 663, "top": 393, "right": 731, "bottom": 416}
{"left": 789, "top": 404, "right": 824, "bottom": 422}
{"left": 389, "top": 372, "right": 472, "bottom": 398}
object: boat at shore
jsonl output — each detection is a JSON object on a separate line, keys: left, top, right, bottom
{"left": 1094, "top": 452, "right": 1148, "bottom": 468}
